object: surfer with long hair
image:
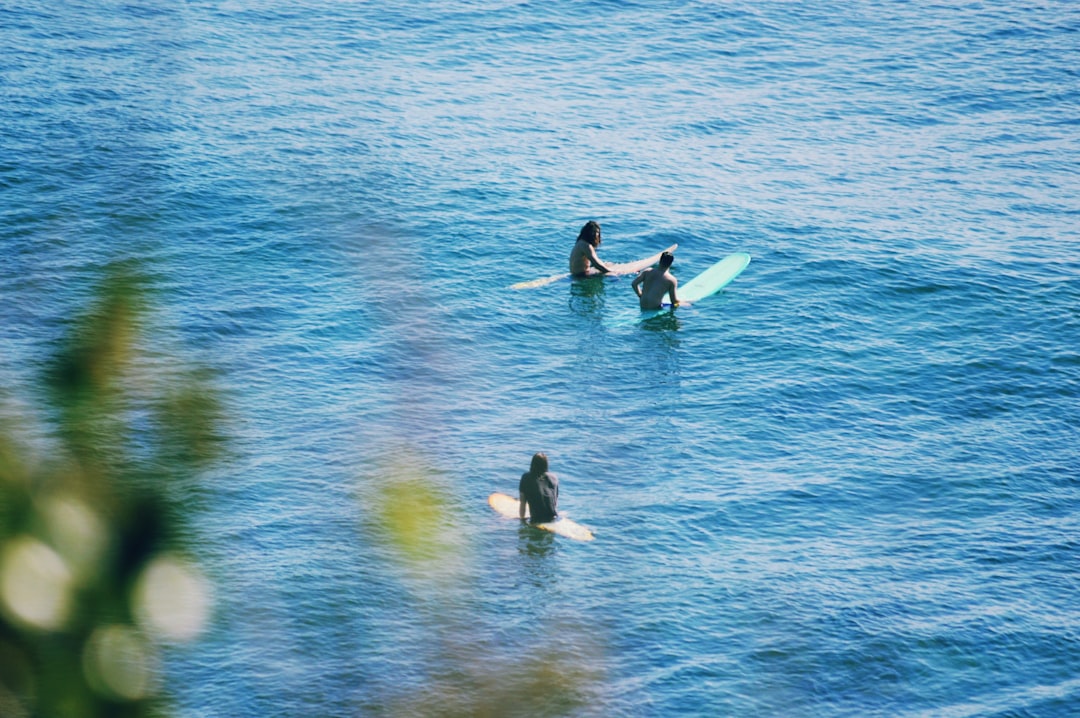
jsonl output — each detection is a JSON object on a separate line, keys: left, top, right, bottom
{"left": 519, "top": 452, "right": 559, "bottom": 523}
{"left": 569, "top": 220, "right": 611, "bottom": 276}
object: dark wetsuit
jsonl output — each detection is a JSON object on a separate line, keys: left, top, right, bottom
{"left": 519, "top": 470, "right": 559, "bottom": 523}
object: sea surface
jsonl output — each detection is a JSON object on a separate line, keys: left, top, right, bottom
{"left": 3, "top": 1, "right": 1079, "bottom": 716}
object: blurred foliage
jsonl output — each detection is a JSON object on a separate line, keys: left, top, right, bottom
{"left": 390, "top": 647, "right": 602, "bottom": 718}
{"left": 375, "top": 472, "right": 456, "bottom": 568}
{"left": 0, "top": 265, "right": 223, "bottom": 717}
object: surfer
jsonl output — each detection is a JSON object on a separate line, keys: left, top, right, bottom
{"left": 632, "top": 251, "right": 679, "bottom": 309}
{"left": 569, "top": 221, "right": 612, "bottom": 276}
{"left": 519, "top": 452, "right": 559, "bottom": 523}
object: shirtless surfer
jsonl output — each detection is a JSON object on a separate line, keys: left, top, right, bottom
{"left": 632, "top": 251, "right": 679, "bottom": 310}
{"left": 568, "top": 220, "right": 611, "bottom": 276}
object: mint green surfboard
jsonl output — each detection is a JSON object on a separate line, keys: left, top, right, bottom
{"left": 677, "top": 252, "right": 751, "bottom": 304}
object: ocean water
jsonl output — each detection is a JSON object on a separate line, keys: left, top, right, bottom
{"left": 2, "top": 1, "right": 1079, "bottom": 716}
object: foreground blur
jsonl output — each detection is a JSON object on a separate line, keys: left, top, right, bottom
{"left": 0, "top": 266, "right": 223, "bottom": 717}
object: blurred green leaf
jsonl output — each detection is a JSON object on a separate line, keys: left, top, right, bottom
{"left": 1, "top": 265, "right": 222, "bottom": 717}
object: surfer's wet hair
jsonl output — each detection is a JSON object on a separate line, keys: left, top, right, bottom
{"left": 577, "top": 221, "right": 601, "bottom": 246}
{"left": 659, "top": 251, "right": 674, "bottom": 268}
{"left": 530, "top": 452, "right": 549, "bottom": 476}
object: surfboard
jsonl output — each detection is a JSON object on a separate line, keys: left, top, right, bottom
{"left": 510, "top": 244, "right": 678, "bottom": 290}
{"left": 487, "top": 492, "right": 595, "bottom": 541}
{"left": 678, "top": 252, "right": 751, "bottom": 304}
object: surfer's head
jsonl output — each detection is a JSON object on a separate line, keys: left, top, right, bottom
{"left": 530, "top": 452, "right": 549, "bottom": 476}
{"left": 577, "top": 221, "right": 601, "bottom": 246}
{"left": 659, "top": 251, "right": 674, "bottom": 268}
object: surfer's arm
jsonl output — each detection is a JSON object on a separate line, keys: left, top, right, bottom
{"left": 518, "top": 491, "right": 526, "bottom": 520}
{"left": 631, "top": 271, "right": 645, "bottom": 297}
{"left": 667, "top": 279, "right": 680, "bottom": 307}
{"left": 588, "top": 245, "right": 611, "bottom": 273}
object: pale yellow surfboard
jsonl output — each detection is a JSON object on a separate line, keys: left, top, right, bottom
{"left": 487, "top": 492, "right": 595, "bottom": 541}
{"left": 509, "top": 244, "right": 678, "bottom": 290}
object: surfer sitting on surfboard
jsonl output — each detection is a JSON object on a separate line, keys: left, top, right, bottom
{"left": 569, "top": 221, "right": 612, "bottom": 276}
{"left": 632, "top": 251, "right": 679, "bottom": 310}
{"left": 519, "top": 452, "right": 559, "bottom": 523}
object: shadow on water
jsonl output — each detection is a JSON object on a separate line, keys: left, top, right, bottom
{"left": 567, "top": 275, "right": 607, "bottom": 317}
{"left": 624, "top": 307, "right": 683, "bottom": 398}
{"left": 517, "top": 524, "right": 557, "bottom": 558}
{"left": 639, "top": 309, "right": 682, "bottom": 336}
{"left": 516, "top": 526, "right": 559, "bottom": 591}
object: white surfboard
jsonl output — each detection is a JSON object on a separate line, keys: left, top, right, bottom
{"left": 487, "top": 492, "right": 595, "bottom": 541}
{"left": 510, "top": 244, "right": 678, "bottom": 290}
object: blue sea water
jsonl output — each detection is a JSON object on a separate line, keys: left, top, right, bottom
{"left": 2, "top": 1, "right": 1079, "bottom": 715}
